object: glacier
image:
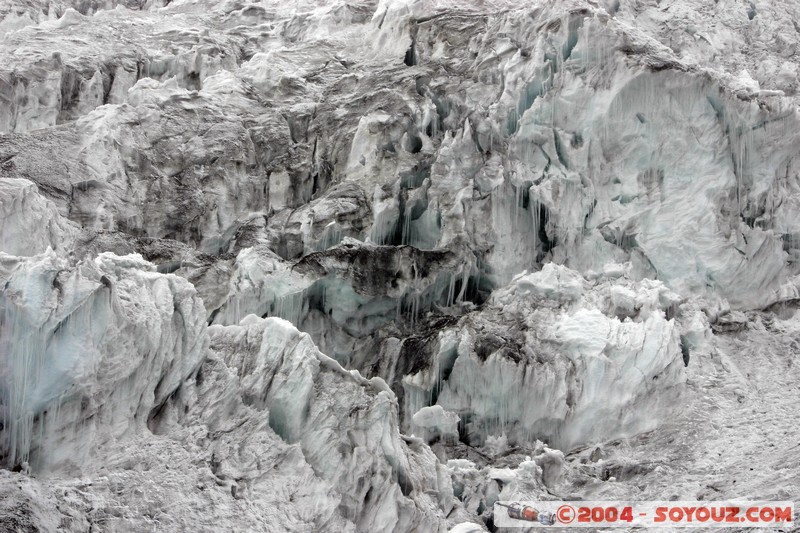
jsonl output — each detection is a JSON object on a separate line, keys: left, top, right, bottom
{"left": 1, "top": 0, "right": 799, "bottom": 531}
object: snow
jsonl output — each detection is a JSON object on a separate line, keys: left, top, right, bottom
{"left": 448, "top": 523, "right": 485, "bottom": 533}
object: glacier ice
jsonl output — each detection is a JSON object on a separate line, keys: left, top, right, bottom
{"left": 412, "top": 405, "right": 460, "bottom": 443}
{"left": 0, "top": 178, "right": 78, "bottom": 256}
{"left": 2, "top": 0, "right": 800, "bottom": 530}
{"left": 0, "top": 250, "right": 208, "bottom": 472}
{"left": 151, "top": 315, "right": 461, "bottom": 531}
{"left": 400, "top": 264, "right": 688, "bottom": 450}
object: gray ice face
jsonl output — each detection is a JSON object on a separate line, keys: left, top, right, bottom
{"left": 1, "top": 0, "right": 799, "bottom": 531}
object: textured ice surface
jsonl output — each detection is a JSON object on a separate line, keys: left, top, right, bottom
{"left": 154, "top": 315, "right": 460, "bottom": 531}
{"left": 2, "top": 0, "right": 800, "bottom": 530}
{"left": 412, "top": 405, "right": 460, "bottom": 443}
{"left": 0, "top": 250, "right": 208, "bottom": 471}
{"left": 401, "top": 264, "right": 687, "bottom": 450}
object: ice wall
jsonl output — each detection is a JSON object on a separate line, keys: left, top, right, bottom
{"left": 150, "top": 315, "right": 461, "bottom": 531}
{"left": 0, "top": 179, "right": 465, "bottom": 531}
{"left": 402, "top": 264, "right": 687, "bottom": 450}
{"left": 0, "top": 178, "right": 78, "bottom": 256}
{"left": 2, "top": 0, "right": 800, "bottom": 529}
{"left": 0, "top": 251, "right": 208, "bottom": 472}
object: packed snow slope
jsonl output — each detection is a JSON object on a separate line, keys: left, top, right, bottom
{"left": 1, "top": 0, "right": 799, "bottom": 531}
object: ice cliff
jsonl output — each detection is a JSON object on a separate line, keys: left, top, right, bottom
{"left": 2, "top": 0, "right": 800, "bottom": 531}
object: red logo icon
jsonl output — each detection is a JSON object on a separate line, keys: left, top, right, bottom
{"left": 557, "top": 505, "right": 576, "bottom": 524}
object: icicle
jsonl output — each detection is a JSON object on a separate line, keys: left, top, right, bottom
{"left": 1, "top": 297, "right": 44, "bottom": 468}
{"left": 402, "top": 209, "right": 412, "bottom": 246}
{"left": 457, "top": 262, "right": 470, "bottom": 303}
{"left": 446, "top": 272, "right": 455, "bottom": 307}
